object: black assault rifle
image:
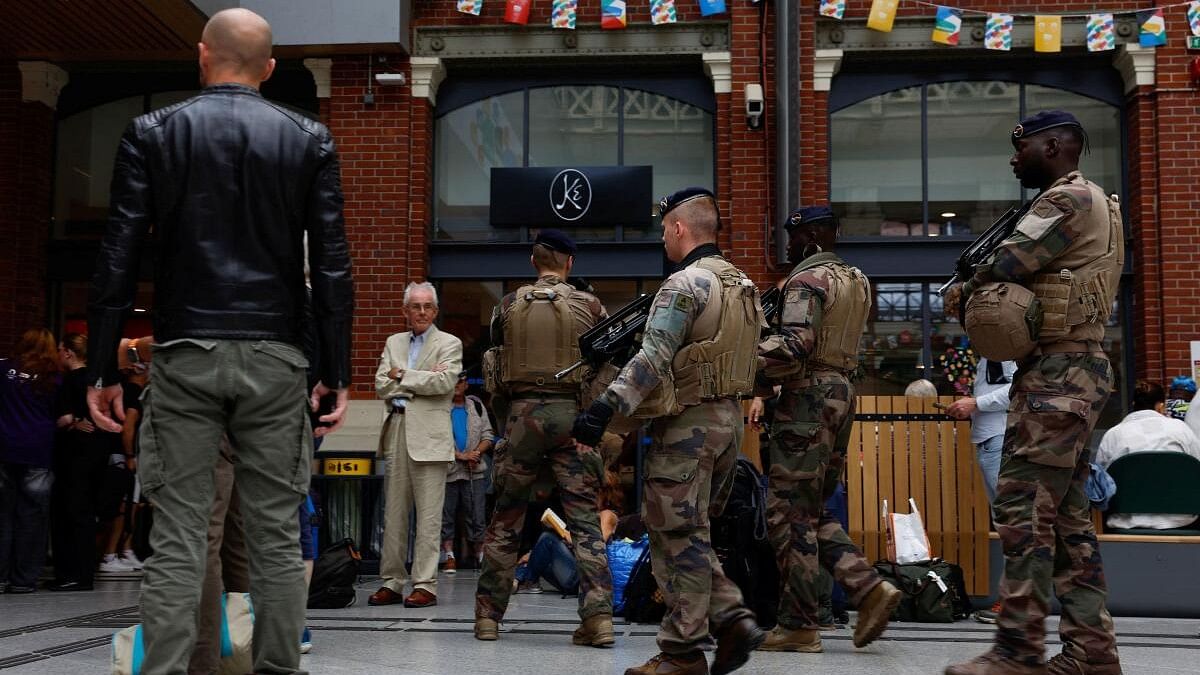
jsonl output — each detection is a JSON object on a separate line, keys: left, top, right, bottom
{"left": 554, "top": 293, "right": 655, "bottom": 381}
{"left": 936, "top": 203, "right": 1031, "bottom": 297}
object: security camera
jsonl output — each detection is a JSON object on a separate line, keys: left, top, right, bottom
{"left": 745, "top": 83, "right": 764, "bottom": 130}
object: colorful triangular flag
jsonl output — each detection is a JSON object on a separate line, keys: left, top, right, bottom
{"left": 650, "top": 0, "right": 677, "bottom": 25}
{"left": 1189, "top": 1, "right": 1200, "bottom": 37}
{"left": 457, "top": 0, "right": 482, "bottom": 16}
{"left": 866, "top": 0, "right": 899, "bottom": 33}
{"left": 932, "top": 7, "right": 963, "bottom": 46}
{"left": 1034, "top": 15, "right": 1062, "bottom": 53}
{"left": 984, "top": 13, "right": 1013, "bottom": 51}
{"left": 505, "top": 0, "right": 531, "bottom": 25}
{"left": 1138, "top": 9, "right": 1167, "bottom": 47}
{"left": 551, "top": 0, "right": 576, "bottom": 29}
{"left": 601, "top": 0, "right": 626, "bottom": 29}
{"left": 1086, "top": 14, "right": 1115, "bottom": 52}
{"left": 698, "top": 0, "right": 726, "bottom": 17}
{"left": 819, "top": 0, "right": 846, "bottom": 20}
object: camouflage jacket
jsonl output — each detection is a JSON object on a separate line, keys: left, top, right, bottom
{"left": 599, "top": 247, "right": 725, "bottom": 417}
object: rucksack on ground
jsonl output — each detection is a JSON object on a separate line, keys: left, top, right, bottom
{"left": 872, "top": 558, "right": 971, "bottom": 622}
{"left": 307, "top": 537, "right": 361, "bottom": 609}
{"left": 712, "top": 457, "right": 780, "bottom": 629}
{"left": 621, "top": 546, "right": 666, "bottom": 624}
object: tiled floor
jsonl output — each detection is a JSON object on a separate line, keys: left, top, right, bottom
{"left": 1, "top": 572, "right": 1197, "bottom": 673}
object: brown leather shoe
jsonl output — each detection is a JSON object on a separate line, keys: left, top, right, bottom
{"left": 403, "top": 588, "right": 437, "bottom": 608}
{"left": 756, "top": 626, "right": 822, "bottom": 653}
{"left": 853, "top": 580, "right": 902, "bottom": 647}
{"left": 945, "top": 651, "right": 1047, "bottom": 675}
{"left": 367, "top": 587, "right": 403, "bottom": 606}
{"left": 624, "top": 651, "right": 709, "bottom": 675}
{"left": 441, "top": 556, "right": 457, "bottom": 575}
{"left": 572, "top": 613, "right": 615, "bottom": 648}
{"left": 711, "top": 617, "right": 765, "bottom": 675}
{"left": 1046, "top": 654, "right": 1121, "bottom": 675}
{"left": 474, "top": 617, "right": 499, "bottom": 641}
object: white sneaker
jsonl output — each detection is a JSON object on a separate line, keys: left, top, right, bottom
{"left": 98, "top": 557, "right": 133, "bottom": 574}
{"left": 119, "top": 551, "right": 144, "bottom": 570}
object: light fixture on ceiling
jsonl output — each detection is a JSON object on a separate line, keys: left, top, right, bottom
{"left": 940, "top": 212, "right": 956, "bottom": 218}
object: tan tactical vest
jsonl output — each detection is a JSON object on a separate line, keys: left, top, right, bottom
{"left": 499, "top": 281, "right": 584, "bottom": 392}
{"left": 670, "top": 257, "right": 765, "bottom": 406}
{"left": 779, "top": 253, "right": 871, "bottom": 373}
{"left": 1027, "top": 178, "right": 1124, "bottom": 344}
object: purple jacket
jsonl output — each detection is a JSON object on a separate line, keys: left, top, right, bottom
{"left": 0, "top": 358, "right": 59, "bottom": 468}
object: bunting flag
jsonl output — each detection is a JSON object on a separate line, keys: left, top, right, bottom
{"left": 1138, "top": 8, "right": 1168, "bottom": 46}
{"left": 456, "top": 0, "right": 482, "bottom": 16}
{"left": 601, "top": 0, "right": 627, "bottom": 29}
{"left": 1034, "top": 15, "right": 1062, "bottom": 53}
{"left": 866, "top": 0, "right": 899, "bottom": 33}
{"left": 504, "top": 0, "right": 532, "bottom": 25}
{"left": 1190, "top": 1, "right": 1200, "bottom": 37}
{"left": 984, "top": 13, "right": 1013, "bottom": 51}
{"left": 651, "top": 0, "right": 678, "bottom": 25}
{"left": 932, "top": 6, "right": 963, "bottom": 45}
{"left": 698, "top": 0, "right": 726, "bottom": 17}
{"left": 1086, "top": 14, "right": 1116, "bottom": 52}
{"left": 551, "top": 0, "right": 577, "bottom": 29}
{"left": 819, "top": 0, "right": 846, "bottom": 20}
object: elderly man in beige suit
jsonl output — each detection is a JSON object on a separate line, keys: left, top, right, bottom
{"left": 369, "top": 281, "right": 463, "bottom": 608}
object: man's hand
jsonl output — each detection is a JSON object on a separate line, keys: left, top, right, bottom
{"left": 88, "top": 385, "right": 126, "bottom": 433}
{"left": 74, "top": 419, "right": 96, "bottom": 433}
{"left": 572, "top": 400, "right": 614, "bottom": 452}
{"left": 942, "top": 283, "right": 965, "bottom": 322}
{"left": 387, "top": 366, "right": 402, "bottom": 380}
{"left": 945, "top": 397, "right": 977, "bottom": 421}
{"left": 432, "top": 362, "right": 448, "bottom": 373}
{"left": 311, "top": 382, "right": 350, "bottom": 437}
{"left": 749, "top": 397, "right": 766, "bottom": 430}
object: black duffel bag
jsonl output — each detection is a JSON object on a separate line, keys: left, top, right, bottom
{"left": 872, "top": 559, "right": 971, "bottom": 623}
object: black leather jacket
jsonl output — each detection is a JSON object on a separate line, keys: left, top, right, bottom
{"left": 87, "top": 83, "right": 353, "bottom": 389}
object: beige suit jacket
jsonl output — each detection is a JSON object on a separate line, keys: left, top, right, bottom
{"left": 374, "top": 325, "right": 463, "bottom": 461}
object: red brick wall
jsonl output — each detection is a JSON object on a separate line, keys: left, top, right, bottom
{"left": 0, "top": 61, "right": 53, "bottom": 352}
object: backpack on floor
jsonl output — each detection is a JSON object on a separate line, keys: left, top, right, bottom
{"left": 712, "top": 458, "right": 780, "bottom": 629}
{"left": 872, "top": 559, "right": 970, "bottom": 623}
{"left": 621, "top": 546, "right": 666, "bottom": 624}
{"left": 111, "top": 592, "right": 253, "bottom": 675}
{"left": 307, "top": 537, "right": 361, "bottom": 609}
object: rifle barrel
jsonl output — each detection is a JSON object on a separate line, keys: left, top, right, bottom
{"left": 554, "top": 359, "right": 586, "bottom": 381}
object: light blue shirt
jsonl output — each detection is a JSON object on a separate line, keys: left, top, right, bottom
{"left": 392, "top": 331, "right": 427, "bottom": 410}
{"left": 971, "top": 358, "right": 1017, "bottom": 445}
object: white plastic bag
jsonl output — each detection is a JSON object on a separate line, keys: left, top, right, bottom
{"left": 883, "top": 498, "right": 933, "bottom": 564}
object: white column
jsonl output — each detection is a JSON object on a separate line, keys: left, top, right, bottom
{"left": 1115, "top": 44, "right": 1155, "bottom": 93}
{"left": 303, "top": 58, "right": 333, "bottom": 99}
{"left": 702, "top": 51, "right": 732, "bottom": 94}
{"left": 18, "top": 61, "right": 69, "bottom": 109}
{"left": 410, "top": 56, "right": 446, "bottom": 105}
{"left": 813, "top": 49, "right": 844, "bottom": 93}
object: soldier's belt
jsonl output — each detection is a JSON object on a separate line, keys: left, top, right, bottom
{"left": 1033, "top": 340, "right": 1102, "bottom": 355}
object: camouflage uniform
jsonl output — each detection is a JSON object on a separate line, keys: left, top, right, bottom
{"left": 598, "top": 247, "right": 756, "bottom": 655}
{"left": 757, "top": 253, "right": 883, "bottom": 630}
{"left": 963, "top": 171, "right": 1123, "bottom": 668}
{"left": 475, "top": 274, "right": 613, "bottom": 622}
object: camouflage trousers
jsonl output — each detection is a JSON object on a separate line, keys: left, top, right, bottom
{"left": 993, "top": 351, "right": 1120, "bottom": 667}
{"left": 643, "top": 399, "right": 753, "bottom": 654}
{"left": 766, "top": 372, "right": 882, "bottom": 630}
{"left": 475, "top": 398, "right": 613, "bottom": 622}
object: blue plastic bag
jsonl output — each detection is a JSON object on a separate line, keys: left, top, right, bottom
{"left": 608, "top": 535, "right": 650, "bottom": 615}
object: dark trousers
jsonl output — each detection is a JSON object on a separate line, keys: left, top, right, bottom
{"left": 0, "top": 462, "right": 54, "bottom": 587}
{"left": 51, "top": 433, "right": 111, "bottom": 585}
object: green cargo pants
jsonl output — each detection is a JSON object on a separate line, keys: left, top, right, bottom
{"left": 138, "top": 339, "right": 313, "bottom": 675}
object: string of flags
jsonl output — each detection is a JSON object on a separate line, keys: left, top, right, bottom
{"left": 456, "top": 0, "right": 725, "bottom": 27}
{"left": 837, "top": 0, "right": 1200, "bottom": 51}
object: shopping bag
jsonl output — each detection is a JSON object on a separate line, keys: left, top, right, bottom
{"left": 111, "top": 592, "right": 253, "bottom": 675}
{"left": 884, "top": 498, "right": 933, "bottom": 564}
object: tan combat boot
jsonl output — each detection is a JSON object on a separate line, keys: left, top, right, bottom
{"left": 1046, "top": 654, "right": 1122, "bottom": 675}
{"left": 624, "top": 651, "right": 709, "bottom": 675}
{"left": 756, "top": 626, "right": 822, "bottom": 653}
{"left": 853, "top": 580, "right": 902, "bottom": 647}
{"left": 474, "top": 617, "right": 499, "bottom": 641}
{"left": 945, "top": 651, "right": 1047, "bottom": 675}
{"left": 572, "top": 613, "right": 616, "bottom": 648}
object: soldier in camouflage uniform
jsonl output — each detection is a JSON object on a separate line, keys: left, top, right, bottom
{"left": 946, "top": 111, "right": 1123, "bottom": 675}
{"left": 751, "top": 206, "right": 901, "bottom": 654}
{"left": 474, "top": 229, "right": 615, "bottom": 647}
{"left": 573, "top": 187, "right": 766, "bottom": 675}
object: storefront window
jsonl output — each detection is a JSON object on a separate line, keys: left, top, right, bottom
{"left": 53, "top": 96, "right": 147, "bottom": 236}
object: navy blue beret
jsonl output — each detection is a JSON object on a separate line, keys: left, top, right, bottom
{"left": 533, "top": 228, "right": 577, "bottom": 255}
{"left": 787, "top": 206, "right": 837, "bottom": 231}
{"left": 658, "top": 186, "right": 716, "bottom": 219}
{"left": 1012, "top": 110, "right": 1083, "bottom": 145}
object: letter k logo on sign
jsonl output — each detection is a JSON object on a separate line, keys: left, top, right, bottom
{"left": 549, "top": 168, "right": 592, "bottom": 222}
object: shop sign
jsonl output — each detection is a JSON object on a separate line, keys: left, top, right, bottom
{"left": 490, "top": 166, "right": 652, "bottom": 228}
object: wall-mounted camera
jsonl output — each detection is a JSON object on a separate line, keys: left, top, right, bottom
{"left": 745, "top": 83, "right": 764, "bottom": 130}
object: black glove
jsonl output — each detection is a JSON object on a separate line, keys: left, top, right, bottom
{"left": 572, "top": 400, "right": 614, "bottom": 447}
